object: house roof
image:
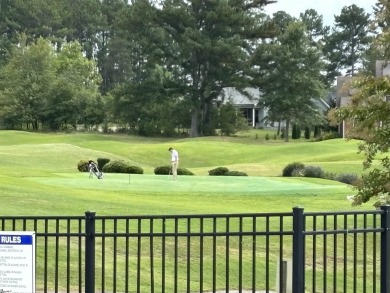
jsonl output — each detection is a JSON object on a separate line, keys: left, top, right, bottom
{"left": 221, "top": 87, "right": 330, "bottom": 112}
{"left": 221, "top": 87, "right": 261, "bottom": 108}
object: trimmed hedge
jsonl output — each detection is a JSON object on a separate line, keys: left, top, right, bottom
{"left": 77, "top": 160, "right": 89, "bottom": 172}
{"left": 303, "top": 165, "right": 324, "bottom": 178}
{"left": 227, "top": 171, "right": 248, "bottom": 176}
{"left": 208, "top": 167, "right": 229, "bottom": 176}
{"left": 154, "top": 165, "right": 194, "bottom": 176}
{"left": 97, "top": 158, "right": 110, "bottom": 170}
{"left": 282, "top": 162, "right": 305, "bottom": 177}
{"left": 335, "top": 173, "right": 359, "bottom": 185}
{"left": 102, "top": 160, "right": 144, "bottom": 174}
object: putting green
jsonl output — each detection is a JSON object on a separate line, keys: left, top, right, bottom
{"left": 28, "top": 173, "right": 349, "bottom": 194}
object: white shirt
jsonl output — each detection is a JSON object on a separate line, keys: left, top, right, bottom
{"left": 171, "top": 149, "right": 179, "bottom": 162}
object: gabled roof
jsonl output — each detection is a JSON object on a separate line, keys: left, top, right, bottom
{"left": 221, "top": 87, "right": 261, "bottom": 108}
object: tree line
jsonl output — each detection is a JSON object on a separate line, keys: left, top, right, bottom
{"left": 0, "top": 0, "right": 375, "bottom": 138}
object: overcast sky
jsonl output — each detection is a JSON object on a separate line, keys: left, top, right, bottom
{"left": 264, "top": 0, "right": 375, "bottom": 26}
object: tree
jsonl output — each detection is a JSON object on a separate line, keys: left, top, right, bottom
{"left": 329, "top": 76, "right": 390, "bottom": 206}
{"left": 0, "top": 37, "right": 103, "bottom": 130}
{"left": 327, "top": 1, "right": 390, "bottom": 206}
{"left": 0, "top": 37, "right": 55, "bottom": 130}
{"left": 323, "top": 4, "right": 372, "bottom": 78}
{"left": 299, "top": 9, "right": 330, "bottom": 43}
{"left": 252, "top": 21, "right": 325, "bottom": 142}
{"left": 219, "top": 103, "right": 250, "bottom": 136}
{"left": 145, "top": 0, "right": 276, "bottom": 137}
{"left": 42, "top": 41, "right": 103, "bottom": 130}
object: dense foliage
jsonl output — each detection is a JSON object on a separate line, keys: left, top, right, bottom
{"left": 0, "top": 0, "right": 376, "bottom": 138}
{"left": 102, "top": 160, "right": 144, "bottom": 174}
{"left": 154, "top": 166, "right": 194, "bottom": 175}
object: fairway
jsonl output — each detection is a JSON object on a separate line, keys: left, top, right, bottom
{"left": 0, "top": 130, "right": 381, "bottom": 293}
{"left": 0, "top": 130, "right": 376, "bottom": 216}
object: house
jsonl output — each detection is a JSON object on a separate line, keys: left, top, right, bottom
{"left": 221, "top": 87, "right": 266, "bottom": 128}
{"left": 335, "top": 61, "right": 390, "bottom": 138}
{"left": 221, "top": 87, "right": 330, "bottom": 129}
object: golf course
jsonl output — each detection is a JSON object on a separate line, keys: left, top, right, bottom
{"left": 0, "top": 129, "right": 376, "bottom": 216}
{"left": 0, "top": 130, "right": 383, "bottom": 292}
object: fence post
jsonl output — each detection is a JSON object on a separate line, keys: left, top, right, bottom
{"left": 292, "top": 207, "right": 305, "bottom": 293}
{"left": 85, "top": 211, "right": 96, "bottom": 293}
{"left": 381, "top": 205, "right": 390, "bottom": 293}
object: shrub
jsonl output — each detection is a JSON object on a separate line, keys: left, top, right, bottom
{"left": 154, "top": 166, "right": 171, "bottom": 175}
{"left": 77, "top": 160, "right": 89, "bottom": 172}
{"left": 97, "top": 158, "right": 110, "bottom": 170}
{"left": 336, "top": 173, "right": 359, "bottom": 185}
{"left": 323, "top": 171, "right": 337, "bottom": 180}
{"left": 227, "top": 171, "right": 248, "bottom": 176}
{"left": 282, "top": 162, "right": 305, "bottom": 177}
{"left": 303, "top": 165, "right": 324, "bottom": 178}
{"left": 314, "top": 125, "right": 321, "bottom": 138}
{"left": 154, "top": 166, "right": 194, "bottom": 175}
{"left": 265, "top": 134, "right": 270, "bottom": 140}
{"left": 126, "top": 165, "right": 144, "bottom": 174}
{"left": 304, "top": 126, "right": 311, "bottom": 139}
{"left": 209, "top": 167, "right": 229, "bottom": 176}
{"left": 177, "top": 168, "right": 194, "bottom": 175}
{"left": 102, "top": 160, "right": 144, "bottom": 174}
{"left": 291, "top": 169, "right": 304, "bottom": 177}
{"left": 292, "top": 124, "right": 301, "bottom": 139}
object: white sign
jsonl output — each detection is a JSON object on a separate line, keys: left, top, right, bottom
{"left": 0, "top": 231, "right": 35, "bottom": 293}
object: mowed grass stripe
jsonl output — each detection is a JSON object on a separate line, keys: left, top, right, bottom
{"left": 0, "top": 130, "right": 375, "bottom": 217}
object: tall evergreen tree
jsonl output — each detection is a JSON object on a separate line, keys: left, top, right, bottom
{"left": 252, "top": 21, "right": 325, "bottom": 142}
{"left": 132, "top": 0, "right": 277, "bottom": 137}
{"left": 323, "top": 4, "right": 372, "bottom": 78}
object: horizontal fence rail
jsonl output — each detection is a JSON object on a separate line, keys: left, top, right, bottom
{"left": 0, "top": 206, "right": 389, "bottom": 293}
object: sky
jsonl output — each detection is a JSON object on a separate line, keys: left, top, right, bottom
{"left": 264, "top": 0, "right": 375, "bottom": 26}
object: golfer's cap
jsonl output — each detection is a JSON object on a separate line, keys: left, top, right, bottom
{"left": 168, "top": 147, "right": 173, "bottom": 151}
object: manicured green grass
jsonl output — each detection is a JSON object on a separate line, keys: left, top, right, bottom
{"left": 0, "top": 130, "right": 381, "bottom": 292}
{"left": 0, "top": 129, "right": 375, "bottom": 215}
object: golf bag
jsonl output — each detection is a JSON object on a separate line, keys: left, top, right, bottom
{"left": 88, "top": 161, "right": 103, "bottom": 179}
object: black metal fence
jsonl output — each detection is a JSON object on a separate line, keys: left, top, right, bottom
{"left": 1, "top": 206, "right": 389, "bottom": 293}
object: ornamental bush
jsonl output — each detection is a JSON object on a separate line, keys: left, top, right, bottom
{"left": 303, "top": 165, "right": 325, "bottom": 178}
{"left": 282, "top": 162, "right": 305, "bottom": 177}
{"left": 178, "top": 168, "right": 194, "bottom": 175}
{"left": 208, "top": 167, "right": 229, "bottom": 176}
{"left": 102, "top": 160, "right": 144, "bottom": 174}
{"left": 227, "top": 171, "right": 248, "bottom": 176}
{"left": 77, "top": 160, "right": 89, "bottom": 172}
{"left": 97, "top": 158, "right": 110, "bottom": 170}
{"left": 154, "top": 166, "right": 171, "bottom": 175}
{"left": 154, "top": 165, "right": 194, "bottom": 175}
{"left": 335, "top": 173, "right": 359, "bottom": 185}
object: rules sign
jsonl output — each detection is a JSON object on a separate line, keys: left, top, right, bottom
{"left": 0, "top": 231, "right": 35, "bottom": 293}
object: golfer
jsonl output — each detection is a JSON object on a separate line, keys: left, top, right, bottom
{"left": 168, "top": 147, "right": 179, "bottom": 180}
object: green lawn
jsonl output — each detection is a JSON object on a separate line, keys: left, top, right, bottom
{"left": 0, "top": 130, "right": 381, "bottom": 292}
{"left": 0, "top": 129, "right": 375, "bottom": 215}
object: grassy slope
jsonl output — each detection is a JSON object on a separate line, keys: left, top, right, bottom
{"left": 0, "top": 130, "right": 376, "bottom": 216}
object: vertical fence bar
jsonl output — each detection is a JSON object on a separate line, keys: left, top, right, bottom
{"left": 212, "top": 217, "right": 217, "bottom": 293}
{"left": 292, "top": 207, "right": 305, "bottom": 293}
{"left": 186, "top": 218, "right": 191, "bottom": 293}
{"left": 226, "top": 217, "right": 230, "bottom": 293}
{"left": 381, "top": 206, "right": 390, "bottom": 293}
{"left": 323, "top": 215, "right": 327, "bottom": 293}
{"left": 174, "top": 218, "right": 178, "bottom": 293}
{"left": 150, "top": 219, "right": 155, "bottom": 293}
{"left": 85, "top": 211, "right": 96, "bottom": 293}
{"left": 265, "top": 216, "right": 270, "bottom": 291}
{"left": 113, "top": 218, "right": 118, "bottom": 293}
